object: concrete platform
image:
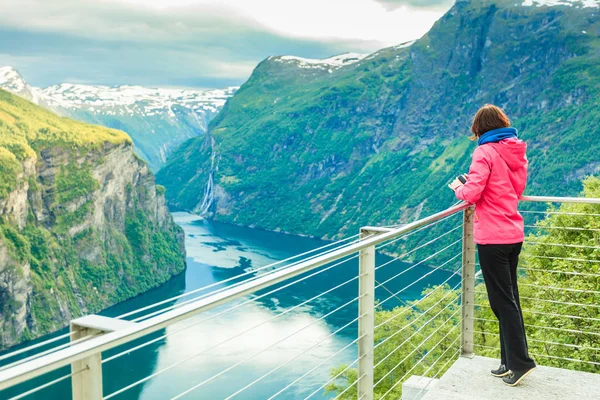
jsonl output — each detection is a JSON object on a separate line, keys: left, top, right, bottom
{"left": 420, "top": 356, "right": 600, "bottom": 400}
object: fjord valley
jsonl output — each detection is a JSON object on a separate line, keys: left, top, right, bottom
{"left": 0, "top": 89, "right": 185, "bottom": 348}
{"left": 158, "top": 0, "right": 600, "bottom": 242}
{"left": 0, "top": 67, "right": 237, "bottom": 171}
{"left": 1, "top": 0, "right": 600, "bottom": 398}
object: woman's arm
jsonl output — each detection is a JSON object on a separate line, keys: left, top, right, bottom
{"left": 455, "top": 147, "right": 491, "bottom": 204}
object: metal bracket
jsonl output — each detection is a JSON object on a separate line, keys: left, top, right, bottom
{"left": 360, "top": 226, "right": 395, "bottom": 237}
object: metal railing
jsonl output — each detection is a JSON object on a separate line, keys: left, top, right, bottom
{"left": 0, "top": 195, "right": 598, "bottom": 399}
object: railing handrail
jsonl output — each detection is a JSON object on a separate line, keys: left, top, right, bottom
{"left": 2, "top": 194, "right": 599, "bottom": 393}
{"left": 521, "top": 195, "right": 600, "bottom": 204}
{"left": 0, "top": 202, "right": 471, "bottom": 390}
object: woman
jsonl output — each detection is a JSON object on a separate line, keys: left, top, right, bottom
{"left": 449, "top": 104, "right": 536, "bottom": 386}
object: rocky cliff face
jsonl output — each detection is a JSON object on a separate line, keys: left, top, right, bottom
{"left": 158, "top": 0, "right": 600, "bottom": 240}
{"left": 0, "top": 90, "right": 185, "bottom": 349}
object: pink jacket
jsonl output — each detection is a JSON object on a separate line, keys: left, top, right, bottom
{"left": 455, "top": 138, "right": 528, "bottom": 245}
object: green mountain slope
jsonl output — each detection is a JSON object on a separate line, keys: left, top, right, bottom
{"left": 158, "top": 0, "right": 600, "bottom": 239}
{"left": 0, "top": 89, "right": 185, "bottom": 348}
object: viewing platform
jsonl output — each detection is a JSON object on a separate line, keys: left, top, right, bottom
{"left": 407, "top": 356, "right": 600, "bottom": 400}
{"left": 1, "top": 195, "right": 599, "bottom": 400}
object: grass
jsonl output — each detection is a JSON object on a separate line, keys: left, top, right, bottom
{"left": 0, "top": 89, "right": 130, "bottom": 200}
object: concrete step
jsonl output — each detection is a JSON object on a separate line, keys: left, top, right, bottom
{"left": 418, "top": 355, "right": 600, "bottom": 400}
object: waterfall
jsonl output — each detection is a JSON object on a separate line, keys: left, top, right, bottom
{"left": 198, "top": 136, "right": 217, "bottom": 216}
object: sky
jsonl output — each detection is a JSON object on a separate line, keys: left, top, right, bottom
{"left": 0, "top": 0, "right": 455, "bottom": 89}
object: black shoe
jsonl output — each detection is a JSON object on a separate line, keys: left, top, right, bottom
{"left": 503, "top": 366, "right": 536, "bottom": 386}
{"left": 491, "top": 364, "right": 509, "bottom": 377}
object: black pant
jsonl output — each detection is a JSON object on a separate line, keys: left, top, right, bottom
{"left": 478, "top": 243, "right": 535, "bottom": 372}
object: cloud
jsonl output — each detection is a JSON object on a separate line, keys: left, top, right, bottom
{"left": 0, "top": 27, "right": 350, "bottom": 89}
{"left": 0, "top": 0, "right": 452, "bottom": 88}
{"left": 376, "top": 0, "right": 456, "bottom": 11}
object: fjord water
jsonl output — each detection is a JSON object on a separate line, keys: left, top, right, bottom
{"left": 2, "top": 213, "right": 461, "bottom": 399}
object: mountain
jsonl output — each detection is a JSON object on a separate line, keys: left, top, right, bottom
{"left": 0, "top": 66, "right": 237, "bottom": 171}
{"left": 0, "top": 67, "right": 48, "bottom": 107}
{"left": 157, "top": 0, "right": 600, "bottom": 240}
{"left": 0, "top": 89, "right": 185, "bottom": 348}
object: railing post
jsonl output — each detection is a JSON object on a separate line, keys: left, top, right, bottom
{"left": 358, "top": 229, "right": 375, "bottom": 400}
{"left": 70, "top": 315, "right": 135, "bottom": 400}
{"left": 70, "top": 323, "right": 103, "bottom": 400}
{"left": 460, "top": 207, "right": 476, "bottom": 358}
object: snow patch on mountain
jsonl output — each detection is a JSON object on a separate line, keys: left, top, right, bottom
{"left": 273, "top": 53, "right": 368, "bottom": 70}
{"left": 0, "top": 67, "right": 45, "bottom": 104}
{"left": 1, "top": 66, "right": 238, "bottom": 120}
{"left": 364, "top": 40, "right": 416, "bottom": 61}
{"left": 0, "top": 66, "right": 26, "bottom": 92}
{"left": 522, "top": 0, "right": 599, "bottom": 7}
{"left": 392, "top": 40, "right": 416, "bottom": 50}
{"left": 38, "top": 84, "right": 238, "bottom": 117}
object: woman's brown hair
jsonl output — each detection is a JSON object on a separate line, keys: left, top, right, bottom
{"left": 470, "top": 104, "right": 511, "bottom": 140}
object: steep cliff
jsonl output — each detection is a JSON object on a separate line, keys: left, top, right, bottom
{"left": 158, "top": 0, "right": 600, "bottom": 239}
{"left": 0, "top": 89, "right": 185, "bottom": 348}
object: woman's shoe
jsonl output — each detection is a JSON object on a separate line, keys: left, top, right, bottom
{"left": 502, "top": 366, "right": 536, "bottom": 386}
{"left": 491, "top": 364, "right": 510, "bottom": 377}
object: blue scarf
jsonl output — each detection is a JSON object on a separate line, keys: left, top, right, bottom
{"left": 478, "top": 127, "right": 518, "bottom": 146}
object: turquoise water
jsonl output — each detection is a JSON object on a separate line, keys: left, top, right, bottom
{"left": 1, "top": 213, "right": 461, "bottom": 399}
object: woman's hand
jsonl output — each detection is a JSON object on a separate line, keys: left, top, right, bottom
{"left": 448, "top": 178, "right": 464, "bottom": 191}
